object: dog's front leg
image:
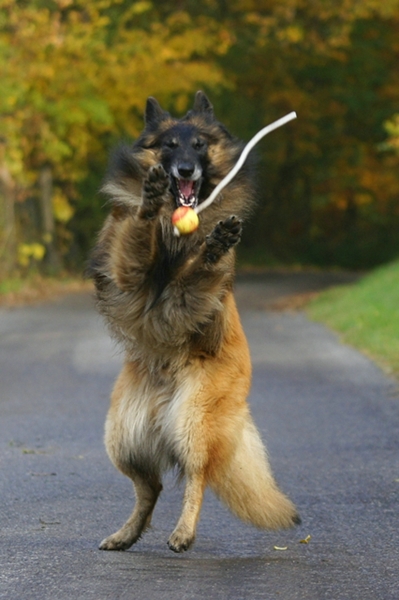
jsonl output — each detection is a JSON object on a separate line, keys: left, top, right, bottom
{"left": 109, "top": 164, "right": 170, "bottom": 291}
{"left": 176, "top": 215, "right": 243, "bottom": 284}
{"left": 204, "top": 215, "right": 242, "bottom": 264}
{"left": 138, "top": 164, "right": 170, "bottom": 220}
{"left": 167, "top": 471, "right": 206, "bottom": 553}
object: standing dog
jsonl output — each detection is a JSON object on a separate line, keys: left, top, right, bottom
{"left": 89, "top": 91, "right": 300, "bottom": 553}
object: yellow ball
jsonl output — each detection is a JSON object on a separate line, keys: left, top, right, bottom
{"left": 172, "top": 206, "right": 199, "bottom": 235}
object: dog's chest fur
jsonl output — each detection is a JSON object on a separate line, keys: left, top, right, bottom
{"left": 106, "top": 363, "right": 203, "bottom": 473}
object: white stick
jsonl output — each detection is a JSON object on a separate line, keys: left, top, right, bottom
{"left": 196, "top": 111, "right": 297, "bottom": 215}
{"left": 173, "top": 111, "right": 297, "bottom": 236}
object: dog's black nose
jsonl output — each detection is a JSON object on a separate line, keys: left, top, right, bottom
{"left": 177, "top": 163, "right": 195, "bottom": 179}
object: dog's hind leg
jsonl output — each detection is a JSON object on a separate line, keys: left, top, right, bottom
{"left": 99, "top": 473, "right": 162, "bottom": 551}
{"left": 167, "top": 470, "right": 206, "bottom": 553}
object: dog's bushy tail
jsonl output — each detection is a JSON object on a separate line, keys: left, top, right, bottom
{"left": 209, "top": 418, "right": 300, "bottom": 530}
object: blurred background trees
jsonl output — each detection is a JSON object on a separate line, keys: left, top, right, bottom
{"left": 1, "top": 0, "right": 399, "bottom": 277}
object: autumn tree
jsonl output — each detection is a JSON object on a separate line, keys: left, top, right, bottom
{"left": 193, "top": 0, "right": 399, "bottom": 267}
{"left": 0, "top": 0, "right": 230, "bottom": 274}
{"left": 2, "top": 0, "right": 399, "bottom": 273}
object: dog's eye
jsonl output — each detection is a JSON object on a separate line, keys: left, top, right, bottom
{"left": 165, "top": 139, "right": 179, "bottom": 149}
{"left": 193, "top": 139, "right": 205, "bottom": 150}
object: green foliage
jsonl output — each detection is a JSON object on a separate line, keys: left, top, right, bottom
{"left": 1, "top": 0, "right": 399, "bottom": 273}
{"left": 214, "top": 3, "right": 399, "bottom": 268}
{"left": 0, "top": 0, "right": 229, "bottom": 271}
{"left": 307, "top": 260, "right": 399, "bottom": 375}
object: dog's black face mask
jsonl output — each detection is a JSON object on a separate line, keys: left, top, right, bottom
{"left": 141, "top": 92, "right": 218, "bottom": 209}
{"left": 159, "top": 124, "right": 208, "bottom": 209}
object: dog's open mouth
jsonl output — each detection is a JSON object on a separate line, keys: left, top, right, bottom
{"left": 172, "top": 177, "right": 201, "bottom": 208}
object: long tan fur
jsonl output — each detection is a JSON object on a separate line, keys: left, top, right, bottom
{"left": 89, "top": 91, "right": 300, "bottom": 553}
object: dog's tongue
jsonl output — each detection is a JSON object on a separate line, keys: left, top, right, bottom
{"left": 179, "top": 179, "right": 194, "bottom": 200}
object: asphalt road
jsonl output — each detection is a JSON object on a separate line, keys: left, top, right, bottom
{"left": 1, "top": 272, "right": 398, "bottom": 600}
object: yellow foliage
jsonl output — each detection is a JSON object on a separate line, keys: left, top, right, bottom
{"left": 0, "top": 0, "right": 228, "bottom": 186}
{"left": 277, "top": 25, "right": 304, "bottom": 44}
{"left": 384, "top": 115, "right": 399, "bottom": 152}
{"left": 18, "top": 243, "right": 46, "bottom": 267}
{"left": 355, "top": 193, "right": 373, "bottom": 206}
{"left": 3, "top": 0, "right": 399, "bottom": 271}
{"left": 52, "top": 189, "right": 74, "bottom": 223}
{"left": 130, "top": 2, "right": 152, "bottom": 15}
{"left": 0, "top": 0, "right": 235, "bottom": 272}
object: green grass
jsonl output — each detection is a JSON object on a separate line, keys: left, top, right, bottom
{"left": 0, "top": 274, "right": 92, "bottom": 306}
{"left": 307, "top": 260, "right": 399, "bottom": 377}
{"left": 0, "top": 277, "right": 26, "bottom": 295}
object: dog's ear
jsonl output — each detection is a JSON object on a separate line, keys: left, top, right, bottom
{"left": 145, "top": 97, "right": 169, "bottom": 128}
{"left": 192, "top": 91, "right": 214, "bottom": 117}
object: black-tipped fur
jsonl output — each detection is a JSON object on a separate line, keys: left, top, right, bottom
{"left": 90, "top": 91, "right": 257, "bottom": 356}
{"left": 88, "top": 93, "right": 300, "bottom": 554}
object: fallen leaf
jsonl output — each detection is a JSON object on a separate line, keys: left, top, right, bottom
{"left": 39, "top": 519, "right": 60, "bottom": 525}
{"left": 299, "top": 535, "right": 312, "bottom": 544}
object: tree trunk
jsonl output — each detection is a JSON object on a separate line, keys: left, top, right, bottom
{"left": 39, "top": 165, "right": 61, "bottom": 273}
{"left": 0, "top": 165, "right": 17, "bottom": 277}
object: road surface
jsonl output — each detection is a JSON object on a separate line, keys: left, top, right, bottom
{"left": 0, "top": 272, "right": 398, "bottom": 599}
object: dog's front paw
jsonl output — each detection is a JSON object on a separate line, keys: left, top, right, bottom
{"left": 205, "top": 215, "right": 242, "bottom": 263}
{"left": 167, "top": 527, "right": 195, "bottom": 553}
{"left": 140, "top": 164, "right": 170, "bottom": 219}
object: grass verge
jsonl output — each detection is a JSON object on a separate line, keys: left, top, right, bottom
{"left": 0, "top": 274, "right": 93, "bottom": 307}
{"left": 307, "top": 260, "right": 399, "bottom": 377}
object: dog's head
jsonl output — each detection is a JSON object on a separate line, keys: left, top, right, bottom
{"left": 105, "top": 92, "right": 253, "bottom": 224}
{"left": 136, "top": 91, "right": 239, "bottom": 210}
